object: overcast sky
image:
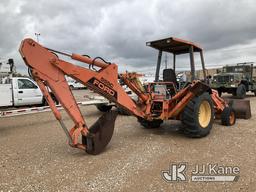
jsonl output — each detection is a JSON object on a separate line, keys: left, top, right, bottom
{"left": 1, "top": 0, "right": 256, "bottom": 74}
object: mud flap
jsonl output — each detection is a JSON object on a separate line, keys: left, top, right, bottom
{"left": 224, "top": 99, "right": 251, "bottom": 119}
{"left": 82, "top": 110, "right": 118, "bottom": 155}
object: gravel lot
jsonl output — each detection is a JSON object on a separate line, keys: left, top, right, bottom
{"left": 0, "top": 90, "right": 255, "bottom": 191}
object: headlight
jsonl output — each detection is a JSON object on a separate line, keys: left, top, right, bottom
{"left": 230, "top": 78, "right": 234, "bottom": 82}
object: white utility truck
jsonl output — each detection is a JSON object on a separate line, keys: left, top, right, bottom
{"left": 66, "top": 76, "right": 86, "bottom": 89}
{"left": 0, "top": 77, "right": 56, "bottom": 107}
{"left": 0, "top": 59, "right": 57, "bottom": 108}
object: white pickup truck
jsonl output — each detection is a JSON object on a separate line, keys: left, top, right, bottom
{"left": 0, "top": 77, "right": 57, "bottom": 108}
{"left": 66, "top": 76, "right": 86, "bottom": 89}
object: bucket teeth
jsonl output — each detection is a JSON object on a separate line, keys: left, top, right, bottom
{"left": 82, "top": 110, "right": 118, "bottom": 155}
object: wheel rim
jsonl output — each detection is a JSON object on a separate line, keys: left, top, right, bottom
{"left": 198, "top": 101, "right": 211, "bottom": 128}
{"left": 229, "top": 111, "right": 235, "bottom": 125}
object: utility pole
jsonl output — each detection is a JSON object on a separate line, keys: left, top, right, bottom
{"left": 35, "top": 33, "right": 41, "bottom": 43}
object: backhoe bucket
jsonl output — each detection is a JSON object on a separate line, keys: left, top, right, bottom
{"left": 82, "top": 110, "right": 118, "bottom": 155}
{"left": 224, "top": 99, "right": 251, "bottom": 119}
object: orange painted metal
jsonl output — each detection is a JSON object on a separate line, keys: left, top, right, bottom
{"left": 71, "top": 53, "right": 109, "bottom": 69}
{"left": 168, "top": 92, "right": 195, "bottom": 118}
{"left": 19, "top": 38, "right": 145, "bottom": 151}
{"left": 35, "top": 78, "right": 62, "bottom": 120}
{"left": 146, "top": 37, "right": 203, "bottom": 54}
{"left": 121, "top": 72, "right": 149, "bottom": 103}
{"left": 211, "top": 89, "right": 227, "bottom": 114}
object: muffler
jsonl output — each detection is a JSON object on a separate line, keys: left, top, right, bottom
{"left": 224, "top": 98, "right": 251, "bottom": 119}
{"left": 82, "top": 110, "right": 118, "bottom": 155}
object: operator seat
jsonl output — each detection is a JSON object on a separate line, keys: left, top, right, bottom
{"left": 163, "top": 68, "right": 177, "bottom": 96}
{"left": 163, "top": 68, "right": 178, "bottom": 86}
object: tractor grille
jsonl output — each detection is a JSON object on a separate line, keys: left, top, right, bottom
{"left": 217, "top": 76, "right": 230, "bottom": 83}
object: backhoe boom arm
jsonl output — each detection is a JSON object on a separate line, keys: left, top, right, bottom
{"left": 19, "top": 38, "right": 145, "bottom": 154}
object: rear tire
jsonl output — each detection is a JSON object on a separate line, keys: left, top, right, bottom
{"left": 96, "top": 104, "right": 112, "bottom": 112}
{"left": 181, "top": 93, "right": 214, "bottom": 138}
{"left": 137, "top": 118, "right": 163, "bottom": 129}
{"left": 221, "top": 107, "right": 236, "bottom": 126}
{"left": 236, "top": 84, "right": 246, "bottom": 99}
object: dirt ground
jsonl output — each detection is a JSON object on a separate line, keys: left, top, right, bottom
{"left": 0, "top": 90, "right": 255, "bottom": 192}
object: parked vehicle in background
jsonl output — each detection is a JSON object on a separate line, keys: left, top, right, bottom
{"left": 0, "top": 77, "right": 58, "bottom": 107}
{"left": 0, "top": 58, "right": 14, "bottom": 76}
{"left": 211, "top": 62, "right": 256, "bottom": 98}
{"left": 66, "top": 76, "right": 86, "bottom": 89}
{"left": 0, "top": 59, "right": 58, "bottom": 108}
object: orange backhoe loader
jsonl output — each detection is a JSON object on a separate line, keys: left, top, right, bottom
{"left": 19, "top": 37, "right": 237, "bottom": 155}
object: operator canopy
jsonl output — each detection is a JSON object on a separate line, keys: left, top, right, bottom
{"left": 146, "top": 37, "right": 202, "bottom": 55}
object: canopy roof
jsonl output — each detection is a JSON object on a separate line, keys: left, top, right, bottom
{"left": 146, "top": 37, "right": 202, "bottom": 55}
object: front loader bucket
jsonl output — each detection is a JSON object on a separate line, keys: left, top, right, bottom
{"left": 224, "top": 99, "right": 251, "bottom": 119}
{"left": 82, "top": 110, "right": 118, "bottom": 155}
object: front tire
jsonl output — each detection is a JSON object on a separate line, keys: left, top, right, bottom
{"left": 236, "top": 84, "right": 246, "bottom": 99}
{"left": 221, "top": 107, "right": 236, "bottom": 126}
{"left": 181, "top": 93, "right": 214, "bottom": 138}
